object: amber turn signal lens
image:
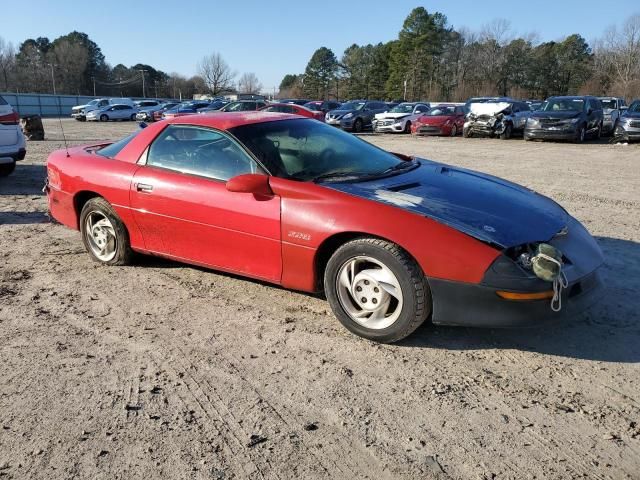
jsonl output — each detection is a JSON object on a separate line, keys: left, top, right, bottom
{"left": 496, "top": 290, "right": 554, "bottom": 301}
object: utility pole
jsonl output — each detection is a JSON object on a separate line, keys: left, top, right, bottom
{"left": 137, "top": 69, "right": 148, "bottom": 97}
{"left": 49, "top": 64, "right": 56, "bottom": 95}
{"left": 91, "top": 75, "right": 96, "bottom": 96}
{"left": 403, "top": 79, "right": 407, "bottom": 101}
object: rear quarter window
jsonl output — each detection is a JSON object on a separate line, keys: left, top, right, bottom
{"left": 0, "top": 96, "right": 7, "bottom": 105}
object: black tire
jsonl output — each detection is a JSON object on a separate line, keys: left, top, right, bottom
{"left": 0, "top": 161, "right": 16, "bottom": 177}
{"left": 100, "top": 114, "right": 108, "bottom": 122}
{"left": 404, "top": 121, "right": 411, "bottom": 134}
{"left": 595, "top": 122, "right": 603, "bottom": 140}
{"left": 574, "top": 124, "right": 586, "bottom": 143}
{"left": 463, "top": 126, "right": 472, "bottom": 138}
{"left": 130, "top": 114, "right": 136, "bottom": 121}
{"left": 79, "top": 197, "right": 133, "bottom": 266}
{"left": 324, "top": 238, "right": 431, "bottom": 343}
{"left": 450, "top": 124, "right": 458, "bottom": 137}
{"left": 499, "top": 124, "right": 513, "bottom": 140}
{"left": 353, "top": 118, "right": 363, "bottom": 133}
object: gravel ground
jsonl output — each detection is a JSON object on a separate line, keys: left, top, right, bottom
{"left": 0, "top": 119, "right": 639, "bottom": 480}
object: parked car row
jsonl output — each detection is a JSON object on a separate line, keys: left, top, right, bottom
{"left": 64, "top": 94, "right": 640, "bottom": 143}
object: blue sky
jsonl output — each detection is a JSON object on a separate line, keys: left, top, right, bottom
{"left": 2, "top": 0, "right": 639, "bottom": 90}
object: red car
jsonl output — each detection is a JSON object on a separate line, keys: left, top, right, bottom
{"left": 411, "top": 104, "right": 467, "bottom": 136}
{"left": 45, "top": 112, "right": 603, "bottom": 343}
{"left": 260, "top": 103, "right": 324, "bottom": 121}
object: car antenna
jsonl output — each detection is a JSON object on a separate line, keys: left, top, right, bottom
{"left": 57, "top": 96, "right": 70, "bottom": 157}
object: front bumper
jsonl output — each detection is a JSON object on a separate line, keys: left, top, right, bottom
{"left": 414, "top": 125, "right": 446, "bottom": 136}
{"left": 524, "top": 127, "right": 577, "bottom": 141}
{"left": 136, "top": 112, "right": 152, "bottom": 121}
{"left": 464, "top": 120, "right": 497, "bottom": 137}
{"left": 429, "top": 269, "right": 602, "bottom": 327}
{"left": 373, "top": 121, "right": 404, "bottom": 133}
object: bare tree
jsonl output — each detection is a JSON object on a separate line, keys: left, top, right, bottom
{"left": 0, "top": 37, "right": 16, "bottom": 91}
{"left": 49, "top": 40, "right": 88, "bottom": 95}
{"left": 197, "top": 52, "right": 235, "bottom": 95}
{"left": 237, "top": 72, "right": 262, "bottom": 94}
{"left": 601, "top": 14, "right": 640, "bottom": 99}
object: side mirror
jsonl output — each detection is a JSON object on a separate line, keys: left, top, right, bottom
{"left": 226, "top": 173, "right": 273, "bottom": 196}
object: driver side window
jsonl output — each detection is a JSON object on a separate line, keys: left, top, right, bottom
{"left": 146, "top": 125, "right": 263, "bottom": 181}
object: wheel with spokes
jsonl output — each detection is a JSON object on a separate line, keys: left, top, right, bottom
{"left": 324, "top": 238, "right": 431, "bottom": 343}
{"left": 80, "top": 197, "right": 133, "bottom": 265}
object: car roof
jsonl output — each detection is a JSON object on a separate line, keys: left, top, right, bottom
{"left": 167, "top": 111, "right": 300, "bottom": 130}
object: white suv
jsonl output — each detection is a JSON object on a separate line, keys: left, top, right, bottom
{"left": 0, "top": 95, "right": 26, "bottom": 177}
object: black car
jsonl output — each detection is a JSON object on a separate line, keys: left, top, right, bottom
{"left": 614, "top": 100, "right": 640, "bottom": 143}
{"left": 325, "top": 100, "right": 388, "bottom": 132}
{"left": 303, "top": 100, "right": 342, "bottom": 113}
{"left": 524, "top": 96, "right": 604, "bottom": 143}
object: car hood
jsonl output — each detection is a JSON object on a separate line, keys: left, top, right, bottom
{"left": 468, "top": 102, "right": 511, "bottom": 117}
{"left": 375, "top": 112, "right": 411, "bottom": 120}
{"left": 418, "top": 115, "right": 454, "bottom": 125}
{"left": 326, "top": 159, "right": 568, "bottom": 248}
{"left": 622, "top": 112, "right": 640, "bottom": 119}
{"left": 530, "top": 111, "right": 581, "bottom": 120}
{"left": 329, "top": 109, "right": 356, "bottom": 115}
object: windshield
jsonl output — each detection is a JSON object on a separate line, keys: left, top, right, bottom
{"left": 339, "top": 101, "right": 365, "bottom": 111}
{"left": 542, "top": 99, "right": 584, "bottom": 112}
{"left": 229, "top": 118, "right": 405, "bottom": 181}
{"left": 389, "top": 104, "right": 415, "bottom": 114}
{"left": 96, "top": 130, "right": 140, "bottom": 158}
{"left": 599, "top": 99, "right": 617, "bottom": 109}
{"left": 304, "top": 102, "right": 321, "bottom": 111}
{"left": 627, "top": 102, "right": 640, "bottom": 113}
{"left": 222, "top": 102, "right": 245, "bottom": 112}
{"left": 425, "top": 106, "right": 455, "bottom": 116}
{"left": 87, "top": 100, "right": 99, "bottom": 106}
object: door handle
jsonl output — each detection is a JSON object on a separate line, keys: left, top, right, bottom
{"left": 136, "top": 183, "right": 153, "bottom": 192}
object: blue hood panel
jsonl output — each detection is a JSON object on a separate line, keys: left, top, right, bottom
{"left": 328, "top": 159, "right": 568, "bottom": 248}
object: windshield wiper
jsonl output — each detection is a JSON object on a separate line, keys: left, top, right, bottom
{"left": 312, "top": 171, "right": 371, "bottom": 183}
{"left": 374, "top": 159, "right": 420, "bottom": 176}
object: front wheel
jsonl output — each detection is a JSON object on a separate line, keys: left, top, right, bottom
{"left": 0, "top": 160, "right": 16, "bottom": 177}
{"left": 80, "top": 197, "right": 133, "bottom": 266}
{"left": 404, "top": 121, "right": 411, "bottom": 134}
{"left": 499, "top": 124, "right": 513, "bottom": 140}
{"left": 574, "top": 124, "right": 586, "bottom": 143}
{"left": 130, "top": 114, "right": 136, "bottom": 121}
{"left": 463, "top": 126, "right": 472, "bottom": 138}
{"left": 100, "top": 114, "right": 108, "bottom": 122}
{"left": 450, "top": 124, "right": 458, "bottom": 137}
{"left": 324, "top": 238, "right": 431, "bottom": 343}
{"left": 353, "top": 118, "right": 363, "bottom": 133}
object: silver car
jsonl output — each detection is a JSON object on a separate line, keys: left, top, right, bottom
{"left": 86, "top": 104, "right": 138, "bottom": 122}
{"left": 598, "top": 97, "right": 626, "bottom": 133}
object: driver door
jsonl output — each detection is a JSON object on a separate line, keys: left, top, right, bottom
{"left": 130, "top": 124, "right": 282, "bottom": 282}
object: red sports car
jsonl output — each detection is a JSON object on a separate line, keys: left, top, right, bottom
{"left": 412, "top": 104, "right": 467, "bottom": 136}
{"left": 260, "top": 103, "right": 325, "bottom": 121}
{"left": 45, "top": 112, "right": 603, "bottom": 343}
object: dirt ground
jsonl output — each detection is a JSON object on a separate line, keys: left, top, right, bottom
{"left": 1, "top": 119, "right": 639, "bottom": 480}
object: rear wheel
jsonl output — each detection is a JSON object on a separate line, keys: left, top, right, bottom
{"left": 353, "top": 118, "right": 363, "bottom": 133}
{"left": 100, "top": 114, "right": 108, "bottom": 122}
{"left": 0, "top": 161, "right": 16, "bottom": 177}
{"left": 324, "top": 238, "right": 431, "bottom": 343}
{"left": 80, "top": 197, "right": 133, "bottom": 266}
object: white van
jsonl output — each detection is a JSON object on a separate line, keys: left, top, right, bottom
{"left": 71, "top": 98, "right": 137, "bottom": 121}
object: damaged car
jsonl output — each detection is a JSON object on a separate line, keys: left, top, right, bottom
{"left": 463, "top": 100, "right": 532, "bottom": 139}
{"left": 45, "top": 112, "right": 603, "bottom": 343}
